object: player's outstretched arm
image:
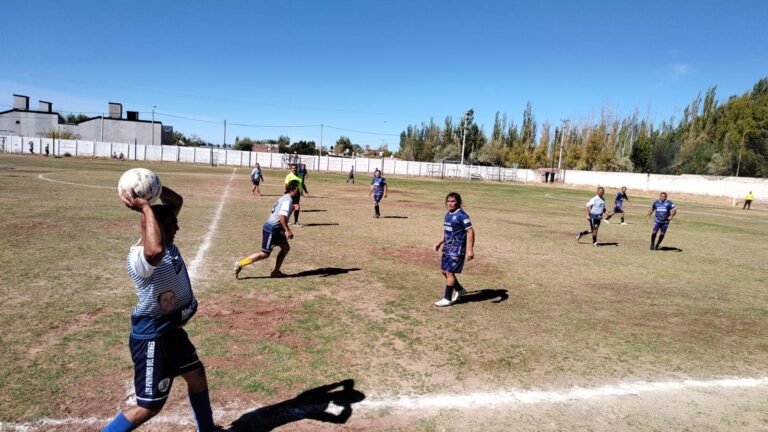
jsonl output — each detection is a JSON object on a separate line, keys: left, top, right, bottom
{"left": 433, "top": 238, "right": 444, "bottom": 252}
{"left": 646, "top": 208, "right": 654, "bottom": 221}
{"left": 668, "top": 208, "right": 677, "bottom": 221}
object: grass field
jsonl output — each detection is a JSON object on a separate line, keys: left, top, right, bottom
{"left": 1, "top": 153, "right": 768, "bottom": 431}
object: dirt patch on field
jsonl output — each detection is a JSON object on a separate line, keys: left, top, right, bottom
{"left": 394, "top": 247, "right": 440, "bottom": 267}
{"left": 202, "top": 294, "right": 307, "bottom": 346}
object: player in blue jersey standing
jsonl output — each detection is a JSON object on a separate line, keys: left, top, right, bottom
{"left": 105, "top": 186, "right": 219, "bottom": 432}
{"left": 647, "top": 192, "right": 677, "bottom": 250}
{"left": 250, "top": 163, "right": 264, "bottom": 196}
{"left": 234, "top": 180, "right": 301, "bottom": 278}
{"left": 577, "top": 186, "right": 607, "bottom": 246}
{"left": 433, "top": 192, "right": 475, "bottom": 307}
{"left": 604, "top": 186, "right": 629, "bottom": 224}
{"left": 368, "top": 169, "right": 388, "bottom": 218}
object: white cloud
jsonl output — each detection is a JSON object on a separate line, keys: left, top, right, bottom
{"left": 669, "top": 63, "right": 690, "bottom": 79}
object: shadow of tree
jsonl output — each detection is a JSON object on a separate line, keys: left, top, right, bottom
{"left": 455, "top": 288, "right": 509, "bottom": 304}
{"left": 229, "top": 379, "right": 366, "bottom": 432}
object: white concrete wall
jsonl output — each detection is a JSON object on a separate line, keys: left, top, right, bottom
{"left": 3, "top": 133, "right": 764, "bottom": 198}
{"left": 561, "top": 169, "right": 768, "bottom": 199}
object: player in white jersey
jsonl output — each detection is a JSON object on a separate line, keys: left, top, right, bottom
{"left": 577, "top": 186, "right": 606, "bottom": 246}
{"left": 104, "top": 186, "right": 220, "bottom": 432}
{"left": 234, "top": 180, "right": 301, "bottom": 278}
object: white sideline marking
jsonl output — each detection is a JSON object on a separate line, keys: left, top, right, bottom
{"left": 37, "top": 172, "right": 115, "bottom": 189}
{"left": 187, "top": 168, "right": 236, "bottom": 284}
{"left": 5, "top": 376, "right": 768, "bottom": 430}
{"left": 357, "top": 376, "right": 768, "bottom": 410}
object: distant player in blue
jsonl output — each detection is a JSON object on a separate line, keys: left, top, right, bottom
{"left": 647, "top": 192, "right": 677, "bottom": 250}
{"left": 106, "top": 186, "right": 219, "bottom": 432}
{"left": 577, "top": 186, "right": 606, "bottom": 246}
{"left": 433, "top": 192, "right": 475, "bottom": 307}
{"left": 368, "top": 169, "right": 388, "bottom": 218}
{"left": 604, "top": 186, "right": 629, "bottom": 224}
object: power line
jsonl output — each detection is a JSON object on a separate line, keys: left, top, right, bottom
{"left": 324, "top": 125, "right": 400, "bottom": 137}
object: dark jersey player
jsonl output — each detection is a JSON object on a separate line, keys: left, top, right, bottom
{"left": 433, "top": 192, "right": 475, "bottom": 307}
{"left": 604, "top": 187, "right": 629, "bottom": 224}
{"left": 368, "top": 169, "right": 388, "bottom": 218}
{"left": 647, "top": 192, "right": 677, "bottom": 250}
{"left": 105, "top": 186, "right": 219, "bottom": 432}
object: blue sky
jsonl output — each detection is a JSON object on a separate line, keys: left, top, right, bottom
{"left": 2, "top": 0, "right": 767, "bottom": 150}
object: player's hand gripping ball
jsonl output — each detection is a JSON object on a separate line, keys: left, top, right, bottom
{"left": 118, "top": 168, "right": 162, "bottom": 203}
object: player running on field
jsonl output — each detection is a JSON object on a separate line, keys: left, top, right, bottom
{"left": 647, "top": 192, "right": 677, "bottom": 250}
{"left": 604, "top": 186, "right": 629, "bottom": 224}
{"left": 284, "top": 164, "right": 308, "bottom": 226}
{"left": 105, "top": 186, "right": 220, "bottom": 432}
{"left": 577, "top": 186, "right": 606, "bottom": 246}
{"left": 250, "top": 163, "right": 264, "bottom": 196}
{"left": 368, "top": 169, "right": 388, "bottom": 218}
{"left": 433, "top": 192, "right": 475, "bottom": 307}
{"left": 234, "top": 180, "right": 301, "bottom": 278}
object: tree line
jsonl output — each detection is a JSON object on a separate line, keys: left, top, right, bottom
{"left": 396, "top": 77, "right": 768, "bottom": 177}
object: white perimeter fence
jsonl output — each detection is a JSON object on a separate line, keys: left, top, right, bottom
{"left": 2, "top": 134, "right": 767, "bottom": 200}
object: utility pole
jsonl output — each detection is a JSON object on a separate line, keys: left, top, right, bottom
{"left": 735, "top": 131, "right": 746, "bottom": 177}
{"left": 460, "top": 109, "right": 473, "bottom": 165}
{"left": 556, "top": 119, "right": 569, "bottom": 178}
{"left": 223, "top": 120, "right": 227, "bottom": 148}
{"left": 151, "top": 106, "right": 156, "bottom": 145}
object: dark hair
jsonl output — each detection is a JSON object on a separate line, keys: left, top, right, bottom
{"left": 445, "top": 192, "right": 462, "bottom": 207}
{"left": 151, "top": 204, "right": 177, "bottom": 226}
{"left": 286, "top": 180, "right": 300, "bottom": 193}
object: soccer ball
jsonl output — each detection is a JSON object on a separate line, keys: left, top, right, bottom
{"left": 118, "top": 168, "right": 162, "bottom": 203}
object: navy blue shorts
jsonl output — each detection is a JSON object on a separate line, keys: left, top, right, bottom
{"left": 613, "top": 206, "right": 624, "bottom": 213}
{"left": 589, "top": 214, "right": 602, "bottom": 230}
{"left": 251, "top": 178, "right": 260, "bottom": 185}
{"left": 441, "top": 254, "right": 465, "bottom": 274}
{"left": 373, "top": 193, "right": 383, "bottom": 203}
{"left": 653, "top": 221, "right": 670, "bottom": 233}
{"left": 261, "top": 227, "right": 288, "bottom": 254}
{"left": 129, "top": 328, "right": 202, "bottom": 408}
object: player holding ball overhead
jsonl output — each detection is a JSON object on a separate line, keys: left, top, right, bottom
{"left": 433, "top": 192, "right": 475, "bottom": 307}
{"left": 104, "top": 184, "right": 220, "bottom": 432}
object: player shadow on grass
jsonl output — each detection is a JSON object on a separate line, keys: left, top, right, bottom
{"left": 594, "top": 242, "right": 619, "bottom": 247}
{"left": 301, "top": 209, "right": 327, "bottom": 212}
{"left": 241, "top": 267, "right": 361, "bottom": 279}
{"left": 381, "top": 215, "right": 408, "bottom": 219}
{"left": 656, "top": 246, "right": 683, "bottom": 252}
{"left": 302, "top": 222, "right": 340, "bottom": 227}
{"left": 454, "top": 288, "right": 509, "bottom": 304}
{"left": 229, "top": 379, "right": 366, "bottom": 432}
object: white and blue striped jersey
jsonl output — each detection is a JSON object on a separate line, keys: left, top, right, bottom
{"left": 127, "top": 243, "right": 197, "bottom": 339}
{"left": 264, "top": 193, "right": 294, "bottom": 231}
{"left": 586, "top": 195, "right": 606, "bottom": 216}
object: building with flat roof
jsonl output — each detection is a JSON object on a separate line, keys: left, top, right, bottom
{"left": 0, "top": 94, "right": 171, "bottom": 145}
